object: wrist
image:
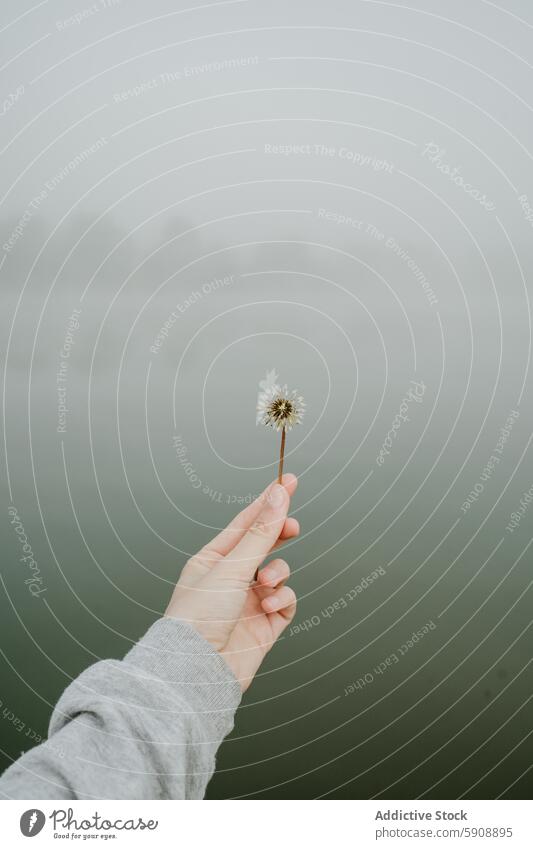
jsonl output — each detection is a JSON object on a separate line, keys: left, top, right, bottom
{"left": 219, "top": 649, "right": 255, "bottom": 693}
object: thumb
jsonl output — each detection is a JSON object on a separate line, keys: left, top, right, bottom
{"left": 217, "top": 484, "right": 289, "bottom": 584}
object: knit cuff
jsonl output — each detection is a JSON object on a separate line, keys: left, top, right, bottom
{"left": 122, "top": 617, "right": 242, "bottom": 740}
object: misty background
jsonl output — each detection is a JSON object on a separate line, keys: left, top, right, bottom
{"left": 1, "top": 0, "right": 533, "bottom": 798}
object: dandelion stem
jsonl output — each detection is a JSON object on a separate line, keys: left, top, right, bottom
{"left": 277, "top": 428, "right": 286, "bottom": 484}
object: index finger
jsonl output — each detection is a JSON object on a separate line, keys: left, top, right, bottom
{"left": 199, "top": 473, "right": 297, "bottom": 562}
{"left": 220, "top": 484, "right": 290, "bottom": 583}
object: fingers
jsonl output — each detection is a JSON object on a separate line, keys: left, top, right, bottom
{"left": 200, "top": 474, "right": 298, "bottom": 563}
{"left": 273, "top": 517, "right": 300, "bottom": 550}
{"left": 257, "top": 558, "right": 290, "bottom": 588}
{"left": 261, "top": 585, "right": 297, "bottom": 617}
{"left": 221, "top": 484, "right": 289, "bottom": 582}
{"left": 256, "top": 560, "right": 297, "bottom": 634}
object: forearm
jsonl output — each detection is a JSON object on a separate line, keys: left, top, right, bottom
{"left": 0, "top": 618, "right": 241, "bottom": 799}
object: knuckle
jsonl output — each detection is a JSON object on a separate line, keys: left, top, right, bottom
{"left": 249, "top": 519, "right": 271, "bottom": 539}
{"left": 188, "top": 553, "right": 214, "bottom": 571}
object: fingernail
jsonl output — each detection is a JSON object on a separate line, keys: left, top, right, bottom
{"left": 269, "top": 484, "right": 287, "bottom": 508}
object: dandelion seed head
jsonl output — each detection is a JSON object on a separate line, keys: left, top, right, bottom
{"left": 256, "top": 383, "right": 305, "bottom": 431}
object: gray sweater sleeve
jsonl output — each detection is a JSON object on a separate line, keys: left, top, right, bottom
{"left": 0, "top": 617, "right": 242, "bottom": 799}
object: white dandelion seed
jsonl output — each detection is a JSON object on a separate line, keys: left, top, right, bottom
{"left": 256, "top": 377, "right": 305, "bottom": 487}
{"left": 256, "top": 384, "right": 305, "bottom": 432}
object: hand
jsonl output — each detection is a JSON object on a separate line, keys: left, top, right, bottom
{"left": 165, "top": 474, "right": 299, "bottom": 690}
